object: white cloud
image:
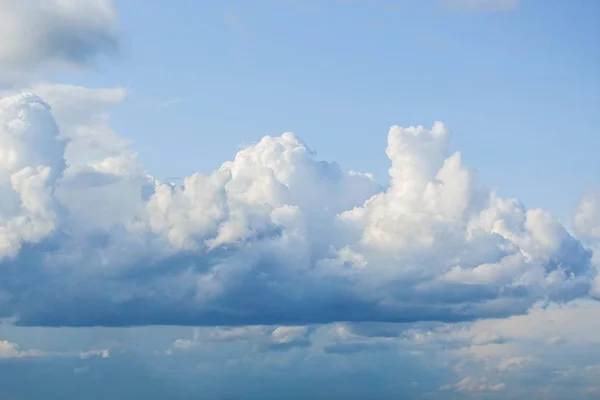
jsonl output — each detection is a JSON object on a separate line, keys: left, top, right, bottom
{"left": 271, "top": 326, "right": 309, "bottom": 345}
{"left": 573, "top": 192, "right": 600, "bottom": 298}
{"left": 547, "top": 336, "right": 565, "bottom": 345}
{"left": 442, "top": 376, "right": 506, "bottom": 392}
{"left": 0, "top": 93, "right": 65, "bottom": 258}
{"left": 0, "top": 340, "right": 40, "bottom": 358}
{"left": 22, "top": 83, "right": 129, "bottom": 165}
{"left": 211, "top": 325, "right": 312, "bottom": 351}
{"left": 0, "top": 93, "right": 596, "bottom": 329}
{"left": 497, "top": 356, "right": 531, "bottom": 372}
{"left": 169, "top": 325, "right": 312, "bottom": 353}
{"left": 78, "top": 348, "right": 110, "bottom": 359}
{"left": 0, "top": 0, "right": 118, "bottom": 82}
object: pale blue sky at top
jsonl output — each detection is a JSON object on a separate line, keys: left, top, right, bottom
{"left": 1, "top": 1, "right": 600, "bottom": 399}
{"left": 60, "top": 0, "right": 600, "bottom": 219}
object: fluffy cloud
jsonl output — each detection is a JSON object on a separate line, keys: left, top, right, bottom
{"left": 0, "top": 93, "right": 66, "bottom": 258}
{"left": 21, "top": 83, "right": 129, "bottom": 164}
{"left": 2, "top": 302, "right": 600, "bottom": 398}
{"left": 0, "top": 92, "right": 596, "bottom": 328}
{"left": 574, "top": 192, "right": 600, "bottom": 297}
{"left": 497, "top": 356, "right": 532, "bottom": 372}
{"left": 392, "top": 299, "right": 600, "bottom": 396}
{"left": 0, "top": 339, "right": 45, "bottom": 359}
{"left": 0, "top": 0, "right": 118, "bottom": 82}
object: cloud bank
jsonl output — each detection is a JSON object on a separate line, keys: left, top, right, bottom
{"left": 0, "top": 0, "right": 118, "bottom": 84}
{"left": 0, "top": 92, "right": 596, "bottom": 327}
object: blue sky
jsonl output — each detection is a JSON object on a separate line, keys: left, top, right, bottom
{"left": 61, "top": 0, "right": 600, "bottom": 218}
{"left": 1, "top": 0, "right": 600, "bottom": 399}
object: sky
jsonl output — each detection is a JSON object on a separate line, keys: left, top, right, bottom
{"left": 0, "top": 0, "right": 600, "bottom": 399}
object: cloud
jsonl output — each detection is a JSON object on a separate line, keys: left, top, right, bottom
{"left": 471, "top": 330, "right": 506, "bottom": 346}
{"left": 0, "top": 93, "right": 66, "bottom": 258}
{"left": 2, "top": 304, "right": 600, "bottom": 398}
{"left": 441, "top": 0, "right": 518, "bottom": 13}
{"left": 395, "top": 299, "right": 600, "bottom": 396}
{"left": 319, "top": 323, "right": 397, "bottom": 355}
{"left": 442, "top": 376, "right": 506, "bottom": 392}
{"left": 497, "top": 356, "right": 532, "bottom": 372}
{"left": 0, "top": 0, "right": 118, "bottom": 81}
{"left": 210, "top": 325, "right": 312, "bottom": 351}
{"left": 0, "top": 93, "right": 596, "bottom": 328}
{"left": 574, "top": 193, "right": 600, "bottom": 244}
{"left": 167, "top": 325, "right": 312, "bottom": 353}
{"left": 0, "top": 338, "right": 110, "bottom": 360}
{"left": 0, "top": 339, "right": 46, "bottom": 359}
{"left": 225, "top": 11, "right": 248, "bottom": 37}
{"left": 574, "top": 192, "right": 600, "bottom": 297}
{"left": 155, "top": 98, "right": 186, "bottom": 109}
{"left": 324, "top": 340, "right": 393, "bottom": 355}
{"left": 19, "top": 83, "right": 130, "bottom": 164}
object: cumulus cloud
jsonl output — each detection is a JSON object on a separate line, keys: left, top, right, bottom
{"left": 21, "top": 83, "right": 129, "bottom": 165}
{"left": 168, "top": 325, "right": 312, "bottom": 353}
{"left": 0, "top": 0, "right": 118, "bottom": 81}
{"left": 0, "top": 93, "right": 66, "bottom": 258}
{"left": 0, "top": 92, "right": 596, "bottom": 328}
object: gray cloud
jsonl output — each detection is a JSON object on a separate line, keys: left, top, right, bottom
{"left": 0, "top": 0, "right": 118, "bottom": 83}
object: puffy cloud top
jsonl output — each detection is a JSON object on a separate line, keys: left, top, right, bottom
{"left": 0, "top": 93, "right": 65, "bottom": 258}
{"left": 0, "top": 93, "right": 595, "bottom": 327}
